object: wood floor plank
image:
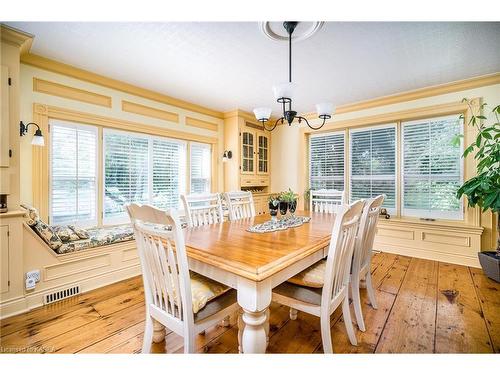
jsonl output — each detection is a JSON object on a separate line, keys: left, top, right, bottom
{"left": 371, "top": 253, "right": 399, "bottom": 288}
{"left": 435, "top": 262, "right": 493, "bottom": 353}
{"left": 40, "top": 303, "right": 145, "bottom": 353}
{"left": 377, "top": 255, "right": 411, "bottom": 295}
{"left": 0, "top": 276, "right": 143, "bottom": 337}
{"left": 0, "top": 306, "right": 101, "bottom": 350}
{"left": 470, "top": 267, "right": 500, "bottom": 352}
{"left": 375, "top": 257, "right": 438, "bottom": 353}
{"left": 78, "top": 321, "right": 145, "bottom": 353}
{"left": 91, "top": 285, "right": 144, "bottom": 317}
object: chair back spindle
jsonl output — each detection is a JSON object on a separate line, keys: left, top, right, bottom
{"left": 224, "top": 191, "right": 255, "bottom": 221}
{"left": 310, "top": 189, "right": 347, "bottom": 213}
{"left": 181, "top": 193, "right": 224, "bottom": 227}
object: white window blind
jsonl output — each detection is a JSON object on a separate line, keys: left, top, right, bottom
{"left": 104, "top": 131, "right": 149, "bottom": 224}
{"left": 152, "top": 138, "right": 186, "bottom": 209}
{"left": 402, "top": 115, "right": 463, "bottom": 220}
{"left": 50, "top": 120, "right": 97, "bottom": 227}
{"left": 309, "top": 131, "right": 345, "bottom": 190}
{"left": 103, "top": 129, "right": 187, "bottom": 225}
{"left": 190, "top": 143, "right": 211, "bottom": 194}
{"left": 350, "top": 125, "right": 396, "bottom": 212}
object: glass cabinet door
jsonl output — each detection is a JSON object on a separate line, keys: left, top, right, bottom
{"left": 241, "top": 131, "right": 255, "bottom": 173}
{"left": 257, "top": 132, "right": 269, "bottom": 174}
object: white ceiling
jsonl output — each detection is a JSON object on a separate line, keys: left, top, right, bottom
{"left": 7, "top": 22, "right": 500, "bottom": 115}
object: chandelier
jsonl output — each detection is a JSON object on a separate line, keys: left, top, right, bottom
{"left": 253, "top": 21, "right": 334, "bottom": 131}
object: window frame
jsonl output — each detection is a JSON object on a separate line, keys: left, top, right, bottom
{"left": 49, "top": 119, "right": 99, "bottom": 228}
{"left": 349, "top": 123, "right": 398, "bottom": 215}
{"left": 308, "top": 130, "right": 346, "bottom": 192}
{"left": 400, "top": 114, "right": 464, "bottom": 220}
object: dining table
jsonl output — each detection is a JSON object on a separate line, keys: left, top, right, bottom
{"left": 182, "top": 210, "right": 337, "bottom": 354}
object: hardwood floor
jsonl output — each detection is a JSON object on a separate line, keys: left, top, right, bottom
{"left": 1, "top": 252, "right": 498, "bottom": 354}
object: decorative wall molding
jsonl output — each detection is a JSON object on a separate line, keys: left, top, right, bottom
{"left": 185, "top": 116, "right": 218, "bottom": 132}
{"left": 122, "top": 100, "right": 179, "bottom": 123}
{"left": 0, "top": 24, "right": 33, "bottom": 54}
{"left": 33, "top": 77, "right": 112, "bottom": 107}
{"left": 21, "top": 53, "right": 224, "bottom": 119}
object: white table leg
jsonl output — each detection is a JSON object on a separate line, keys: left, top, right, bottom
{"left": 152, "top": 319, "right": 166, "bottom": 343}
{"left": 237, "top": 277, "right": 271, "bottom": 354}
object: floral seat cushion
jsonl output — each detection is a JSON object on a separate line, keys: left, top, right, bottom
{"left": 190, "top": 272, "right": 231, "bottom": 314}
{"left": 287, "top": 259, "right": 326, "bottom": 288}
{"left": 57, "top": 225, "right": 134, "bottom": 254}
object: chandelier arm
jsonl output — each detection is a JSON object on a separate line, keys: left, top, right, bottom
{"left": 297, "top": 116, "right": 327, "bottom": 131}
{"left": 289, "top": 25, "right": 292, "bottom": 83}
{"left": 263, "top": 117, "right": 282, "bottom": 132}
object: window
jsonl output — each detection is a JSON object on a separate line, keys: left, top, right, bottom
{"left": 50, "top": 120, "right": 97, "bottom": 227}
{"left": 190, "top": 143, "right": 212, "bottom": 194}
{"left": 350, "top": 125, "right": 397, "bottom": 212}
{"left": 103, "top": 129, "right": 186, "bottom": 224}
{"left": 309, "top": 131, "right": 345, "bottom": 190}
{"left": 402, "top": 115, "right": 463, "bottom": 219}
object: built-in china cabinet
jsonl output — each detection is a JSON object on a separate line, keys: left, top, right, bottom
{"left": 223, "top": 110, "right": 273, "bottom": 215}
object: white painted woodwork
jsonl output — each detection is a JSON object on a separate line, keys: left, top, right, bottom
{"left": 126, "top": 204, "right": 239, "bottom": 353}
{"left": 272, "top": 200, "right": 365, "bottom": 353}
{"left": 0, "top": 65, "right": 9, "bottom": 168}
{"left": 310, "top": 189, "right": 347, "bottom": 213}
{"left": 351, "top": 195, "right": 384, "bottom": 331}
{"left": 224, "top": 191, "right": 256, "bottom": 221}
{"left": 181, "top": 193, "right": 224, "bottom": 227}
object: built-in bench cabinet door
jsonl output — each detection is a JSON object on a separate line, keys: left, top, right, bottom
{"left": 0, "top": 225, "right": 9, "bottom": 294}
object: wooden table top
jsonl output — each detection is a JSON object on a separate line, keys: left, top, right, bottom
{"left": 184, "top": 211, "right": 336, "bottom": 281}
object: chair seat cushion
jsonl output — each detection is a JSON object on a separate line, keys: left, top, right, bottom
{"left": 273, "top": 282, "right": 322, "bottom": 306}
{"left": 190, "top": 272, "right": 231, "bottom": 314}
{"left": 194, "top": 289, "right": 237, "bottom": 323}
{"left": 287, "top": 259, "right": 326, "bottom": 288}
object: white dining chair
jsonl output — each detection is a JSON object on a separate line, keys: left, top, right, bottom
{"left": 350, "top": 194, "right": 384, "bottom": 332}
{"left": 310, "top": 189, "right": 347, "bottom": 213}
{"left": 126, "top": 204, "right": 240, "bottom": 353}
{"left": 181, "top": 193, "right": 224, "bottom": 227}
{"left": 224, "top": 191, "right": 255, "bottom": 221}
{"left": 271, "top": 200, "right": 365, "bottom": 353}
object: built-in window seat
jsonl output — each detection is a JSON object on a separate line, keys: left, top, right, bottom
{"left": 22, "top": 204, "right": 135, "bottom": 254}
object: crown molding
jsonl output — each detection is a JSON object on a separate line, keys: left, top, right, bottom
{"left": 21, "top": 53, "right": 224, "bottom": 119}
{"left": 0, "top": 24, "right": 33, "bottom": 54}
{"left": 302, "top": 72, "right": 500, "bottom": 120}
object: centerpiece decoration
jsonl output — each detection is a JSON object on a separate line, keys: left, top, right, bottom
{"left": 248, "top": 189, "right": 309, "bottom": 233}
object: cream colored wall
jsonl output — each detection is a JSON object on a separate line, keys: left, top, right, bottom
{"left": 271, "top": 83, "right": 500, "bottom": 194}
{"left": 19, "top": 63, "right": 225, "bottom": 205}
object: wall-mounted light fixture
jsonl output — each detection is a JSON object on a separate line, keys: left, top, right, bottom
{"left": 20, "top": 121, "right": 45, "bottom": 146}
{"left": 222, "top": 150, "right": 232, "bottom": 163}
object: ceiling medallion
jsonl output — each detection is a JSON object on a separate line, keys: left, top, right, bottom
{"left": 259, "top": 21, "right": 324, "bottom": 42}
{"left": 253, "top": 21, "right": 334, "bottom": 131}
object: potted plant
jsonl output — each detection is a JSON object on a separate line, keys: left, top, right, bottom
{"left": 268, "top": 194, "right": 280, "bottom": 221}
{"left": 455, "top": 99, "right": 500, "bottom": 282}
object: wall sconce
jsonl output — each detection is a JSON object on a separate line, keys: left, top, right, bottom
{"left": 20, "top": 121, "right": 45, "bottom": 146}
{"left": 222, "top": 150, "right": 232, "bottom": 163}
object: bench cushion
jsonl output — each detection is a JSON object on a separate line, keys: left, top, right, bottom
{"left": 57, "top": 225, "right": 134, "bottom": 254}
